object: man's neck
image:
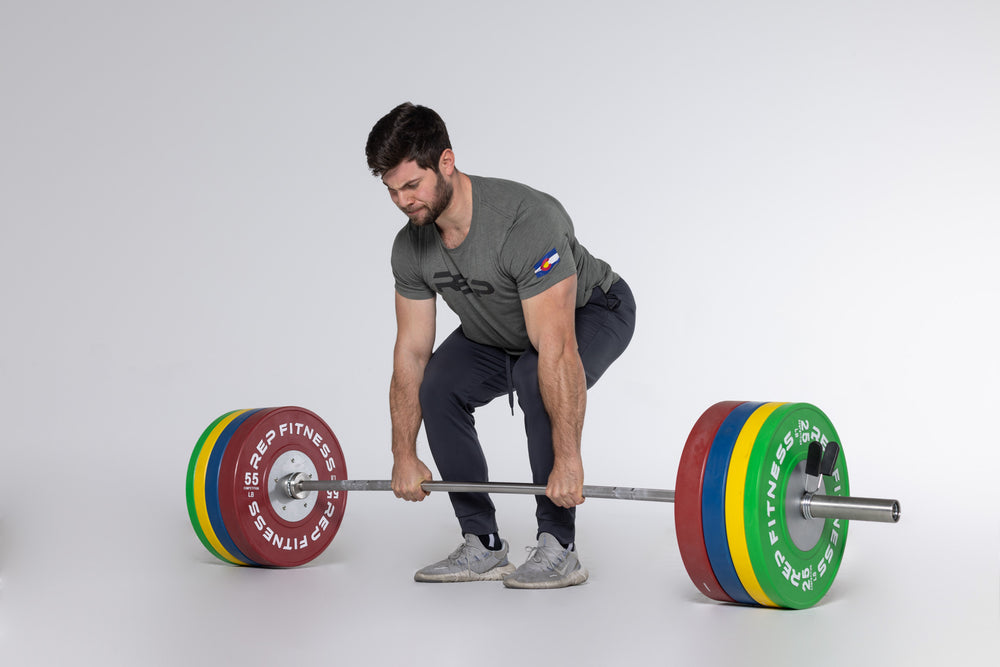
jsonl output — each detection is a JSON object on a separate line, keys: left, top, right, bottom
{"left": 435, "top": 171, "right": 473, "bottom": 249}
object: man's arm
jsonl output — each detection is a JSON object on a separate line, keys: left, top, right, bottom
{"left": 522, "top": 274, "right": 587, "bottom": 509}
{"left": 390, "top": 292, "right": 437, "bottom": 501}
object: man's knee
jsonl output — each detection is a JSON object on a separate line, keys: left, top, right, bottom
{"left": 418, "top": 357, "right": 454, "bottom": 417}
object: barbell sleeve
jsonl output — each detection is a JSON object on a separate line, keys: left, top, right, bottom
{"left": 801, "top": 493, "right": 901, "bottom": 523}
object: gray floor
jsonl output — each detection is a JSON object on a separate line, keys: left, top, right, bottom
{"left": 4, "top": 468, "right": 997, "bottom": 665}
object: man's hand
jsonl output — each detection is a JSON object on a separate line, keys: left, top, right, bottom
{"left": 546, "top": 455, "right": 586, "bottom": 508}
{"left": 391, "top": 456, "right": 433, "bottom": 501}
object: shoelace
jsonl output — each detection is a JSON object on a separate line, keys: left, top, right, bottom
{"left": 448, "top": 541, "right": 493, "bottom": 569}
{"left": 523, "top": 544, "right": 566, "bottom": 570}
{"left": 448, "top": 544, "right": 475, "bottom": 565}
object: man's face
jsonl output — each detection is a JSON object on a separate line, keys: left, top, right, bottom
{"left": 381, "top": 160, "right": 453, "bottom": 226}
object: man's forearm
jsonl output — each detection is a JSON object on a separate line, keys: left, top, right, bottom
{"left": 389, "top": 360, "right": 425, "bottom": 459}
{"left": 537, "top": 344, "right": 587, "bottom": 461}
{"left": 389, "top": 356, "right": 434, "bottom": 501}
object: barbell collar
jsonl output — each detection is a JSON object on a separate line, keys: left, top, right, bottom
{"left": 286, "top": 475, "right": 900, "bottom": 523}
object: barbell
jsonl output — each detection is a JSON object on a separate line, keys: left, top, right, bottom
{"left": 185, "top": 401, "right": 901, "bottom": 609}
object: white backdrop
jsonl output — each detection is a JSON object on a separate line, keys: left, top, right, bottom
{"left": 2, "top": 1, "right": 998, "bottom": 665}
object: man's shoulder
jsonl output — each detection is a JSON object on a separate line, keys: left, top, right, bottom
{"left": 471, "top": 174, "right": 550, "bottom": 199}
{"left": 470, "top": 175, "right": 566, "bottom": 221}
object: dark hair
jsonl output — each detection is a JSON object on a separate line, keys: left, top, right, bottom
{"left": 365, "top": 102, "right": 452, "bottom": 177}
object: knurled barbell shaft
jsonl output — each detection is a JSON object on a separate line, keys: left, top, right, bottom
{"left": 289, "top": 477, "right": 900, "bottom": 523}
{"left": 300, "top": 480, "right": 675, "bottom": 502}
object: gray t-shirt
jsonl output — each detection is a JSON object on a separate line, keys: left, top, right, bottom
{"left": 391, "top": 175, "right": 618, "bottom": 354}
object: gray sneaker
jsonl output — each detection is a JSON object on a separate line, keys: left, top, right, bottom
{"left": 503, "top": 532, "right": 589, "bottom": 589}
{"left": 414, "top": 534, "right": 516, "bottom": 582}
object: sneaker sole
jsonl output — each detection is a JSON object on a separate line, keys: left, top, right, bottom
{"left": 502, "top": 567, "right": 590, "bottom": 590}
{"left": 414, "top": 562, "right": 516, "bottom": 583}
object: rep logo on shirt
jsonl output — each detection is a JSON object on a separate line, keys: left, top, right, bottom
{"left": 533, "top": 248, "right": 560, "bottom": 277}
{"left": 433, "top": 271, "right": 495, "bottom": 297}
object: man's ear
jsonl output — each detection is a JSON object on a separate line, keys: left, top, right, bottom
{"left": 438, "top": 148, "right": 456, "bottom": 175}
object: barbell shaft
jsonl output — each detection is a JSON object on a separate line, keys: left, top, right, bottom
{"left": 293, "top": 479, "right": 672, "bottom": 501}
{"left": 290, "top": 478, "right": 900, "bottom": 523}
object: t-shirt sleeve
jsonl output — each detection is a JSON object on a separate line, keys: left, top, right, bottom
{"left": 501, "top": 202, "right": 577, "bottom": 300}
{"left": 391, "top": 226, "right": 436, "bottom": 300}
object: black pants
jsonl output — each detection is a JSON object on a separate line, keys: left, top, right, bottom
{"left": 418, "top": 278, "right": 637, "bottom": 545}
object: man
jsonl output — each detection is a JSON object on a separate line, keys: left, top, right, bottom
{"left": 365, "top": 102, "right": 636, "bottom": 589}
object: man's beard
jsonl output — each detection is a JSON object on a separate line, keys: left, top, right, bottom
{"left": 408, "top": 173, "right": 453, "bottom": 226}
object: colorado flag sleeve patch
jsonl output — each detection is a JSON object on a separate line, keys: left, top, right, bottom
{"left": 533, "top": 248, "right": 561, "bottom": 277}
